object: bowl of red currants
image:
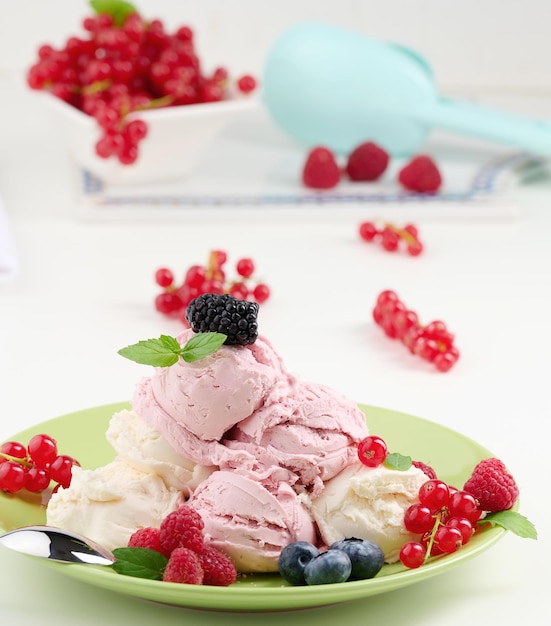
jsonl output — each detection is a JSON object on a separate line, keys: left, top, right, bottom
{"left": 27, "top": 2, "right": 259, "bottom": 185}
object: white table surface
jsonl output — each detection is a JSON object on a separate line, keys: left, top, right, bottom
{"left": 0, "top": 73, "right": 549, "bottom": 625}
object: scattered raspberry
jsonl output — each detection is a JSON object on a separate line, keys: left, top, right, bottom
{"left": 412, "top": 460, "right": 438, "bottom": 479}
{"left": 398, "top": 155, "right": 442, "bottom": 193}
{"left": 345, "top": 141, "right": 389, "bottom": 181}
{"left": 302, "top": 146, "right": 341, "bottom": 189}
{"left": 463, "top": 458, "right": 519, "bottom": 512}
{"left": 163, "top": 547, "right": 204, "bottom": 584}
{"left": 197, "top": 544, "right": 237, "bottom": 586}
{"left": 128, "top": 527, "right": 169, "bottom": 557}
{"left": 159, "top": 505, "right": 205, "bottom": 555}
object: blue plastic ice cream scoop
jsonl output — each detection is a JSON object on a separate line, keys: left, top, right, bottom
{"left": 262, "top": 22, "right": 551, "bottom": 156}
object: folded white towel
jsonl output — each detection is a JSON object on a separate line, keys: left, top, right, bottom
{"left": 0, "top": 194, "right": 18, "bottom": 281}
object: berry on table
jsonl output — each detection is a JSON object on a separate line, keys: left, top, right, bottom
{"left": 398, "top": 155, "right": 442, "bottom": 193}
{"left": 153, "top": 250, "right": 271, "bottom": 323}
{"left": 358, "top": 220, "right": 424, "bottom": 256}
{"left": 302, "top": 146, "right": 341, "bottom": 189}
{"left": 345, "top": 141, "right": 389, "bottom": 181}
{"left": 372, "top": 290, "right": 459, "bottom": 372}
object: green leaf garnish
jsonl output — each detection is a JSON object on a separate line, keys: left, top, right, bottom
{"left": 478, "top": 510, "right": 538, "bottom": 539}
{"left": 118, "top": 332, "right": 227, "bottom": 367}
{"left": 90, "top": 0, "right": 138, "bottom": 27}
{"left": 111, "top": 547, "right": 168, "bottom": 580}
{"left": 384, "top": 452, "right": 412, "bottom": 471}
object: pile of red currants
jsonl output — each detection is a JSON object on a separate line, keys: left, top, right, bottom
{"left": 26, "top": 2, "right": 257, "bottom": 165}
{"left": 0, "top": 434, "right": 80, "bottom": 494}
{"left": 373, "top": 290, "right": 459, "bottom": 372}
{"left": 359, "top": 221, "right": 423, "bottom": 256}
{"left": 154, "top": 250, "right": 270, "bottom": 324}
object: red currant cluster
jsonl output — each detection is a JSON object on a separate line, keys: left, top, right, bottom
{"left": 0, "top": 434, "right": 80, "bottom": 495}
{"left": 26, "top": 6, "right": 257, "bottom": 165}
{"left": 154, "top": 250, "right": 271, "bottom": 323}
{"left": 400, "top": 478, "right": 482, "bottom": 568}
{"left": 359, "top": 221, "right": 423, "bottom": 256}
{"left": 373, "top": 290, "right": 459, "bottom": 372}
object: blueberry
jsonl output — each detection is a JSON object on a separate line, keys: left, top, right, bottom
{"left": 278, "top": 541, "right": 320, "bottom": 585}
{"left": 329, "top": 537, "right": 385, "bottom": 580}
{"left": 303, "top": 550, "right": 352, "bottom": 585}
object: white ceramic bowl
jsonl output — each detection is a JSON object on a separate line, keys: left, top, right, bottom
{"left": 39, "top": 92, "right": 258, "bottom": 186}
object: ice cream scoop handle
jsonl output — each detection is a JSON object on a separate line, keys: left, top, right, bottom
{"left": 423, "top": 96, "right": 551, "bottom": 155}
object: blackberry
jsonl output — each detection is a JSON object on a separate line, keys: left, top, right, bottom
{"left": 185, "top": 293, "right": 259, "bottom": 346}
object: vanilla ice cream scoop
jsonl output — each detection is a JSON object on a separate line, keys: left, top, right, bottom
{"left": 308, "top": 462, "right": 428, "bottom": 563}
{"left": 106, "top": 409, "right": 215, "bottom": 492}
{"left": 46, "top": 461, "right": 185, "bottom": 552}
{"left": 133, "top": 329, "right": 295, "bottom": 443}
{"left": 189, "top": 470, "right": 317, "bottom": 572}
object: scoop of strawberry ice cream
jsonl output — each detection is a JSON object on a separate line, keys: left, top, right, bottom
{"left": 133, "top": 329, "right": 295, "bottom": 444}
{"left": 188, "top": 470, "right": 316, "bottom": 572}
{"left": 222, "top": 380, "right": 369, "bottom": 496}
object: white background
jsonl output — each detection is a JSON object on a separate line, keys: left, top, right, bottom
{"left": 0, "top": 1, "right": 550, "bottom": 625}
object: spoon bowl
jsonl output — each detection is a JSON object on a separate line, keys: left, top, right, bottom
{"left": 262, "top": 22, "right": 551, "bottom": 156}
{"left": 0, "top": 525, "right": 115, "bottom": 566}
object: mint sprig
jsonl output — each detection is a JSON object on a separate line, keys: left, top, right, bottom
{"left": 478, "top": 510, "right": 538, "bottom": 540}
{"left": 118, "top": 332, "right": 227, "bottom": 367}
{"left": 90, "top": 0, "right": 138, "bottom": 27}
{"left": 111, "top": 547, "right": 168, "bottom": 580}
{"left": 384, "top": 452, "right": 412, "bottom": 471}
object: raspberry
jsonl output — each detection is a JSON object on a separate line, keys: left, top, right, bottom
{"left": 163, "top": 547, "right": 204, "bottom": 584}
{"left": 398, "top": 155, "right": 442, "bottom": 193}
{"left": 197, "top": 545, "right": 237, "bottom": 586}
{"left": 302, "top": 146, "right": 341, "bottom": 189}
{"left": 128, "top": 527, "right": 169, "bottom": 557}
{"left": 345, "top": 141, "right": 389, "bottom": 181}
{"left": 186, "top": 293, "right": 259, "bottom": 346}
{"left": 412, "top": 460, "right": 438, "bottom": 479}
{"left": 159, "top": 505, "right": 205, "bottom": 555}
{"left": 463, "top": 458, "right": 519, "bottom": 512}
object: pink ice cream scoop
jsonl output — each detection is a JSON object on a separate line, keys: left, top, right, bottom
{"left": 133, "top": 329, "right": 295, "bottom": 443}
{"left": 188, "top": 470, "right": 317, "bottom": 572}
{"left": 224, "top": 381, "right": 369, "bottom": 496}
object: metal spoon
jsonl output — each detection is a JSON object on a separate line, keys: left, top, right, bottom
{"left": 0, "top": 525, "right": 115, "bottom": 566}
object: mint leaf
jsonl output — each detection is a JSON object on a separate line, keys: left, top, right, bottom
{"left": 90, "top": 0, "right": 137, "bottom": 27}
{"left": 111, "top": 547, "right": 168, "bottom": 580}
{"left": 181, "top": 332, "right": 227, "bottom": 362}
{"left": 118, "top": 335, "right": 181, "bottom": 367}
{"left": 478, "top": 510, "right": 538, "bottom": 539}
{"left": 384, "top": 452, "right": 412, "bottom": 471}
{"left": 118, "top": 332, "right": 227, "bottom": 366}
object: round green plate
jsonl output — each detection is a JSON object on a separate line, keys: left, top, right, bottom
{"left": 0, "top": 402, "right": 505, "bottom": 611}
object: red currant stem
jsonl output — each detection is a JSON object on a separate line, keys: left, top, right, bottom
{"left": 424, "top": 510, "right": 443, "bottom": 563}
{"left": 80, "top": 79, "right": 113, "bottom": 96}
{"left": 384, "top": 223, "right": 419, "bottom": 246}
{"left": 134, "top": 95, "right": 174, "bottom": 111}
{"left": 0, "top": 451, "right": 32, "bottom": 468}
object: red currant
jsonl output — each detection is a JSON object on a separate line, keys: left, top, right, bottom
{"left": 418, "top": 479, "right": 451, "bottom": 511}
{"left": 25, "top": 467, "right": 51, "bottom": 492}
{"left": 399, "top": 541, "right": 426, "bottom": 569}
{"left": 252, "top": 283, "right": 270, "bottom": 304}
{"left": 404, "top": 504, "right": 434, "bottom": 534}
{"left": 433, "top": 525, "right": 463, "bottom": 554}
{"left": 155, "top": 267, "right": 174, "bottom": 288}
{"left": 448, "top": 490, "right": 481, "bottom": 523}
{"left": 357, "top": 436, "right": 388, "bottom": 467}
{"left": 359, "top": 221, "right": 379, "bottom": 242}
{"left": 0, "top": 461, "right": 27, "bottom": 493}
{"left": 27, "top": 434, "right": 58, "bottom": 468}
{"left": 236, "top": 258, "right": 255, "bottom": 278}
{"left": 49, "top": 455, "right": 78, "bottom": 489}
{"left": 1, "top": 441, "right": 27, "bottom": 459}
{"left": 446, "top": 517, "right": 474, "bottom": 545}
